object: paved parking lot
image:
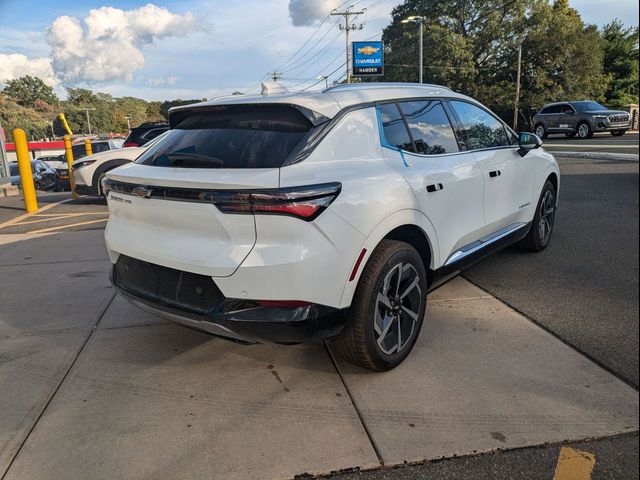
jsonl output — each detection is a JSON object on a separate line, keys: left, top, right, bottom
{"left": 0, "top": 155, "right": 638, "bottom": 479}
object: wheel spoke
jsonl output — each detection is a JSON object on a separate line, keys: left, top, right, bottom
{"left": 377, "top": 292, "right": 392, "bottom": 310}
{"left": 400, "top": 276, "right": 420, "bottom": 299}
{"left": 401, "top": 305, "right": 419, "bottom": 320}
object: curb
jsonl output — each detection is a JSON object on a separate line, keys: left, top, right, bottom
{"left": 552, "top": 151, "right": 639, "bottom": 162}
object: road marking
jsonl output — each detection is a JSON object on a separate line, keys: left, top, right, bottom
{"left": 27, "top": 218, "right": 108, "bottom": 234}
{"left": 0, "top": 198, "right": 71, "bottom": 230}
{"left": 547, "top": 144, "right": 638, "bottom": 149}
{"left": 16, "top": 212, "right": 109, "bottom": 226}
{"left": 552, "top": 447, "right": 596, "bottom": 480}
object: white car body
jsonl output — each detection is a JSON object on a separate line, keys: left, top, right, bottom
{"left": 103, "top": 83, "right": 559, "bottom": 365}
{"left": 74, "top": 133, "right": 169, "bottom": 196}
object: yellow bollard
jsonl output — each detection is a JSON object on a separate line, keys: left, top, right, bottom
{"left": 84, "top": 138, "right": 93, "bottom": 157}
{"left": 13, "top": 129, "right": 38, "bottom": 213}
{"left": 63, "top": 135, "right": 78, "bottom": 199}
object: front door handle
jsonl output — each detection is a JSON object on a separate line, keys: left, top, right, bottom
{"left": 426, "top": 183, "right": 444, "bottom": 192}
{"left": 489, "top": 170, "right": 502, "bottom": 178}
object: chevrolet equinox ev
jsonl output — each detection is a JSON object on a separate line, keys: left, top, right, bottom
{"left": 103, "top": 83, "right": 559, "bottom": 371}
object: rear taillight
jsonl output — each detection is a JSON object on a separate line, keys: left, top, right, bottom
{"left": 215, "top": 182, "right": 341, "bottom": 221}
{"left": 123, "top": 142, "right": 139, "bottom": 147}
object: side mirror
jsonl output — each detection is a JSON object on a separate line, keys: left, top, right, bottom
{"left": 518, "top": 132, "right": 542, "bottom": 156}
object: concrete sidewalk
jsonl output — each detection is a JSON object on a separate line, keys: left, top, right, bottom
{"left": 0, "top": 230, "right": 638, "bottom": 479}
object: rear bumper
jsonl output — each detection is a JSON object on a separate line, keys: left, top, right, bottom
{"left": 110, "top": 260, "right": 347, "bottom": 343}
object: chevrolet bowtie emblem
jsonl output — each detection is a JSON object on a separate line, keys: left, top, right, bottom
{"left": 131, "top": 186, "right": 153, "bottom": 198}
{"left": 357, "top": 46, "right": 380, "bottom": 55}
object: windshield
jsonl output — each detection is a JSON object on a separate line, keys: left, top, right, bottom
{"left": 136, "top": 105, "right": 316, "bottom": 169}
{"left": 573, "top": 101, "right": 607, "bottom": 112}
{"left": 9, "top": 163, "right": 19, "bottom": 176}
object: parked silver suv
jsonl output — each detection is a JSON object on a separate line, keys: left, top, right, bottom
{"left": 532, "top": 101, "right": 630, "bottom": 139}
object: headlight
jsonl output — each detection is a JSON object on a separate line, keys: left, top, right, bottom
{"left": 73, "top": 160, "right": 96, "bottom": 170}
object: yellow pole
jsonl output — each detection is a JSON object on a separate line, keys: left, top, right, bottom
{"left": 64, "top": 135, "right": 78, "bottom": 199}
{"left": 84, "top": 138, "right": 93, "bottom": 156}
{"left": 13, "top": 129, "right": 38, "bottom": 213}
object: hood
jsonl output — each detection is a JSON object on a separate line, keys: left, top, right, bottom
{"left": 584, "top": 109, "right": 628, "bottom": 116}
{"left": 74, "top": 146, "right": 146, "bottom": 164}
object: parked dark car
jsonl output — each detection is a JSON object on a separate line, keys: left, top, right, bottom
{"left": 123, "top": 122, "right": 169, "bottom": 147}
{"left": 532, "top": 101, "right": 631, "bottom": 139}
{"left": 9, "top": 160, "right": 61, "bottom": 191}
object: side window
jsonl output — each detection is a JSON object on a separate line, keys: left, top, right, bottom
{"left": 144, "top": 129, "right": 166, "bottom": 141}
{"left": 450, "top": 101, "right": 510, "bottom": 150}
{"left": 378, "top": 103, "right": 414, "bottom": 152}
{"left": 92, "top": 143, "right": 110, "bottom": 154}
{"left": 562, "top": 104, "right": 575, "bottom": 114}
{"left": 539, "top": 107, "right": 551, "bottom": 115}
{"left": 398, "top": 100, "right": 459, "bottom": 155}
{"left": 547, "top": 105, "right": 562, "bottom": 114}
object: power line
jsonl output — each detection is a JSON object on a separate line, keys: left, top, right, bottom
{"left": 330, "top": 6, "right": 366, "bottom": 84}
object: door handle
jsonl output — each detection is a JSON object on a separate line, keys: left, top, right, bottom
{"left": 489, "top": 170, "right": 502, "bottom": 178}
{"left": 426, "top": 183, "right": 444, "bottom": 192}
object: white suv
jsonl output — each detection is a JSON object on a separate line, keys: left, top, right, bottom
{"left": 103, "top": 83, "right": 559, "bottom": 371}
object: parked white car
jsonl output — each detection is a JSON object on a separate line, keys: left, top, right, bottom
{"left": 74, "top": 132, "right": 168, "bottom": 196}
{"left": 103, "top": 83, "right": 559, "bottom": 371}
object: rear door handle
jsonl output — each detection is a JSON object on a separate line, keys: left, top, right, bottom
{"left": 489, "top": 170, "right": 502, "bottom": 178}
{"left": 426, "top": 183, "right": 444, "bottom": 192}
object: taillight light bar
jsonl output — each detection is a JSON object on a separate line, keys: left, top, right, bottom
{"left": 215, "top": 183, "right": 341, "bottom": 221}
{"left": 102, "top": 180, "right": 341, "bottom": 221}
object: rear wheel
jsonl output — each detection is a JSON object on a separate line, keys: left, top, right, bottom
{"left": 534, "top": 123, "right": 547, "bottom": 139}
{"left": 518, "top": 180, "right": 556, "bottom": 252}
{"left": 332, "top": 240, "right": 427, "bottom": 371}
{"left": 577, "top": 122, "right": 593, "bottom": 139}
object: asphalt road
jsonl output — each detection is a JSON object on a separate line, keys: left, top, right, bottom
{"left": 544, "top": 132, "right": 639, "bottom": 154}
{"left": 333, "top": 155, "right": 639, "bottom": 479}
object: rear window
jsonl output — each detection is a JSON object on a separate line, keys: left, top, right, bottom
{"left": 136, "top": 105, "right": 316, "bottom": 169}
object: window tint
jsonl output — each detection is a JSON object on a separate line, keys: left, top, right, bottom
{"left": 379, "top": 103, "right": 414, "bottom": 152}
{"left": 561, "top": 104, "right": 575, "bottom": 114}
{"left": 546, "top": 105, "right": 562, "bottom": 114}
{"left": 136, "top": 105, "right": 315, "bottom": 169}
{"left": 398, "top": 100, "right": 459, "bottom": 155}
{"left": 450, "top": 101, "right": 510, "bottom": 149}
{"left": 143, "top": 128, "right": 166, "bottom": 141}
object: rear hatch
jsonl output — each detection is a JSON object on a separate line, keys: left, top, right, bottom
{"left": 104, "top": 103, "right": 326, "bottom": 277}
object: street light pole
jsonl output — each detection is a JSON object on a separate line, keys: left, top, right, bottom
{"left": 402, "top": 16, "right": 425, "bottom": 83}
{"left": 513, "top": 41, "right": 523, "bottom": 131}
{"left": 124, "top": 116, "right": 132, "bottom": 132}
{"left": 82, "top": 108, "right": 96, "bottom": 137}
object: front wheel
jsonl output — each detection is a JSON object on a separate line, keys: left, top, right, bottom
{"left": 518, "top": 180, "right": 557, "bottom": 252}
{"left": 332, "top": 240, "right": 427, "bottom": 371}
{"left": 534, "top": 123, "right": 547, "bottom": 139}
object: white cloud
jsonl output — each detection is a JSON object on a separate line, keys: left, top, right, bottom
{"left": 147, "top": 76, "right": 178, "bottom": 86}
{"left": 288, "top": 0, "right": 341, "bottom": 26}
{"left": 0, "top": 53, "right": 56, "bottom": 86}
{"left": 45, "top": 4, "right": 202, "bottom": 84}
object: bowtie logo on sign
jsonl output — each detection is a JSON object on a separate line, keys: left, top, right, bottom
{"left": 352, "top": 41, "right": 384, "bottom": 77}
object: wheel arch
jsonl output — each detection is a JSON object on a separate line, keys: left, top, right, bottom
{"left": 338, "top": 210, "right": 439, "bottom": 309}
{"left": 91, "top": 158, "right": 132, "bottom": 190}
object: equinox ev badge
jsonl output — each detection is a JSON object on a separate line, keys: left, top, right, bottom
{"left": 131, "top": 186, "right": 153, "bottom": 198}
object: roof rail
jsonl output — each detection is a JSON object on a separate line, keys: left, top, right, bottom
{"left": 324, "top": 82, "right": 453, "bottom": 92}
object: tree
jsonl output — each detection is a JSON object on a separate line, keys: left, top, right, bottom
{"left": 601, "top": 20, "right": 639, "bottom": 107}
{"left": 2, "top": 75, "right": 58, "bottom": 108}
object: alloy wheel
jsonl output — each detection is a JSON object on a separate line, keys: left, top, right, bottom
{"left": 578, "top": 123, "right": 590, "bottom": 138}
{"left": 374, "top": 262, "right": 422, "bottom": 355}
{"left": 538, "top": 190, "right": 555, "bottom": 245}
{"left": 535, "top": 125, "right": 545, "bottom": 138}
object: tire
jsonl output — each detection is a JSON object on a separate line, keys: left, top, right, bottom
{"left": 331, "top": 240, "right": 427, "bottom": 371}
{"left": 565, "top": 132, "right": 577, "bottom": 138}
{"left": 518, "top": 180, "right": 557, "bottom": 252}
{"left": 534, "top": 123, "right": 547, "bottom": 139}
{"left": 97, "top": 172, "right": 107, "bottom": 198}
{"left": 610, "top": 130, "right": 625, "bottom": 137}
{"left": 577, "top": 121, "right": 593, "bottom": 139}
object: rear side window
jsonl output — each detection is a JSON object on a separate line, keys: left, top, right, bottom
{"left": 137, "top": 105, "right": 316, "bottom": 169}
{"left": 450, "top": 101, "right": 510, "bottom": 149}
{"left": 379, "top": 103, "right": 414, "bottom": 152}
{"left": 398, "top": 100, "right": 459, "bottom": 155}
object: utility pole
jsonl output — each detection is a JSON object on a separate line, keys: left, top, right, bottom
{"left": 123, "top": 116, "right": 132, "bottom": 132}
{"left": 402, "top": 16, "right": 425, "bottom": 83}
{"left": 331, "top": 6, "right": 365, "bottom": 84}
{"left": 269, "top": 71, "right": 282, "bottom": 82}
{"left": 82, "top": 107, "right": 96, "bottom": 137}
{"left": 513, "top": 41, "right": 523, "bottom": 131}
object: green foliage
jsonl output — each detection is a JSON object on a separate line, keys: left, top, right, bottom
{"left": 601, "top": 20, "right": 639, "bottom": 107}
{"left": 2, "top": 75, "right": 58, "bottom": 109}
{"left": 382, "top": 0, "right": 614, "bottom": 126}
{"left": 0, "top": 93, "right": 54, "bottom": 142}
{"left": 159, "top": 99, "right": 207, "bottom": 120}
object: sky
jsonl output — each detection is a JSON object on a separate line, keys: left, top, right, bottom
{"left": 0, "top": 0, "right": 638, "bottom": 101}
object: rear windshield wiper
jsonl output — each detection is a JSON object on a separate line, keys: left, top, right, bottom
{"left": 166, "top": 153, "right": 225, "bottom": 168}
